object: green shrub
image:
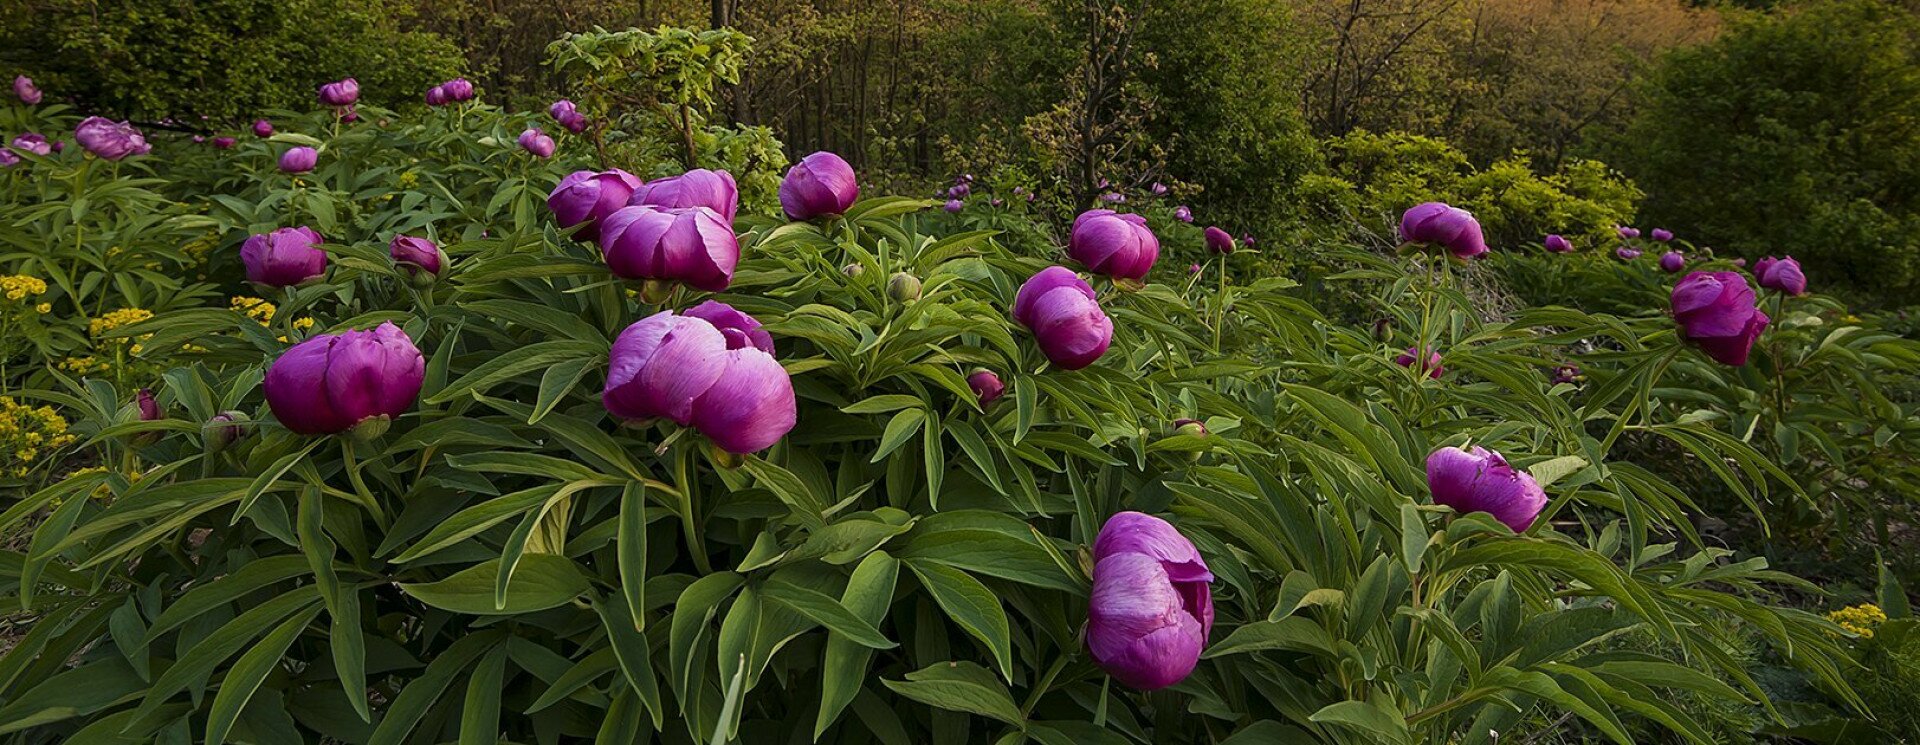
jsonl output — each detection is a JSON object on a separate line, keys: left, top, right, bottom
{"left": 0, "top": 0, "right": 464, "bottom": 121}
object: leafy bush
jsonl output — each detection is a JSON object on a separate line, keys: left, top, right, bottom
{"left": 1612, "top": 0, "right": 1920, "bottom": 308}
{"left": 0, "top": 0, "right": 464, "bottom": 121}
{"left": 4, "top": 23, "right": 1920, "bottom": 745}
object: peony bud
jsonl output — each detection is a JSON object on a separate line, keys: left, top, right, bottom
{"left": 1173, "top": 418, "right": 1207, "bottom": 438}
{"left": 1150, "top": 182, "right": 1168, "bottom": 196}
{"left": 389, "top": 234, "right": 446, "bottom": 281}
{"left": 549, "top": 100, "right": 588, "bottom": 133}
{"left": 253, "top": 119, "right": 274, "bottom": 137}
{"left": 278, "top": 146, "right": 318, "bottom": 174}
{"left": 842, "top": 263, "right": 865, "bottom": 278}
{"left": 242, "top": 227, "right": 328, "bottom": 287}
{"left": 1100, "top": 192, "right": 1126, "bottom": 204}
{"left": 944, "top": 199, "right": 964, "bottom": 213}
{"left": 439, "top": 78, "right": 474, "bottom": 102}
{"left": 340, "top": 106, "right": 359, "bottom": 123}
{"left": 1549, "top": 364, "right": 1582, "bottom": 385}
{"left": 212, "top": 136, "right": 236, "bottom": 150}
{"left": 1069, "top": 209, "right": 1160, "bottom": 279}
{"left": 684, "top": 300, "right": 774, "bottom": 354}
{"left": 1617, "top": 226, "right": 1640, "bottom": 239}
{"left": 1651, "top": 228, "right": 1673, "bottom": 242}
{"left": 317, "top": 77, "right": 359, "bottom": 106}
{"left": 1399, "top": 202, "right": 1486, "bottom": 259}
{"left": 1173, "top": 205, "right": 1193, "bottom": 223}
{"left": 1544, "top": 234, "right": 1573, "bottom": 253}
{"left": 597, "top": 205, "right": 738, "bottom": 291}
{"left": 1014, "top": 266, "right": 1113, "bottom": 370}
{"left": 13, "top": 75, "right": 41, "bottom": 105}
{"left": 1371, "top": 318, "right": 1394, "bottom": 341}
{"left": 206, "top": 411, "right": 250, "bottom": 452}
{"left": 1087, "top": 511, "right": 1212, "bottom": 690}
{"left": 1396, "top": 347, "right": 1444, "bottom": 379}
{"left": 887, "top": 272, "right": 922, "bottom": 302}
{"left": 1615, "top": 247, "right": 1641, "bottom": 261}
{"left": 137, "top": 389, "right": 162, "bottom": 421}
{"left": 629, "top": 169, "right": 739, "bottom": 224}
{"left": 264, "top": 322, "right": 424, "bottom": 435}
{"left": 75, "top": 117, "right": 150, "bottom": 160}
{"left": 11, "top": 133, "right": 50, "bottom": 156}
{"left": 425, "top": 85, "right": 448, "bottom": 106}
{"left": 548, "top": 169, "right": 644, "bottom": 242}
{"left": 603, "top": 311, "right": 797, "bottom": 454}
{"left": 1203, "top": 226, "right": 1235, "bottom": 256}
{"left": 517, "top": 128, "right": 555, "bottom": 158}
{"left": 1659, "top": 251, "right": 1685, "bottom": 273}
{"left": 967, "top": 369, "right": 1005, "bottom": 405}
{"left": 1672, "top": 271, "right": 1770, "bottom": 366}
{"left": 1753, "top": 256, "right": 1807, "bottom": 296}
{"left": 780, "top": 152, "right": 860, "bottom": 220}
{"left": 0, "top": 150, "right": 17, "bottom": 168}
{"left": 1187, "top": 263, "right": 1202, "bottom": 274}
{"left": 1426, "top": 445, "right": 1547, "bottom": 532}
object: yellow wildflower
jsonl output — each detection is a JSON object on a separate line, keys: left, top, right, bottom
{"left": 89, "top": 308, "right": 154, "bottom": 336}
{"left": 1828, "top": 604, "right": 1888, "bottom": 638}
{"left": 1, "top": 275, "right": 48, "bottom": 301}
{"left": 292, "top": 317, "right": 315, "bottom": 330}
{"left": 34, "top": 303, "right": 50, "bottom": 314}
{"left": 0, "top": 398, "right": 77, "bottom": 478}
{"left": 231, "top": 296, "right": 276, "bottom": 324}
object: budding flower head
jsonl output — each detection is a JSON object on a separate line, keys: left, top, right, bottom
{"left": 207, "top": 411, "right": 251, "bottom": 452}
{"left": 841, "top": 263, "right": 864, "bottom": 278}
{"left": 1173, "top": 418, "right": 1207, "bottom": 437}
{"left": 887, "top": 272, "right": 922, "bottom": 302}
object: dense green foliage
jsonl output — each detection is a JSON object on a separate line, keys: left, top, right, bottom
{"left": 1614, "top": 0, "right": 1920, "bottom": 307}
{"left": 0, "top": 0, "right": 463, "bottom": 120}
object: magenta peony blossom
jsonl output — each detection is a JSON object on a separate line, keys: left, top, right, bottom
{"left": 1659, "top": 251, "right": 1685, "bottom": 273}
{"left": 318, "top": 77, "right": 359, "bottom": 106}
{"left": 137, "top": 389, "right": 162, "bottom": 422}
{"left": 1544, "top": 234, "right": 1573, "bottom": 253}
{"left": 1173, "top": 205, "right": 1193, "bottom": 223}
{"left": 1753, "top": 256, "right": 1807, "bottom": 296}
{"left": 13, "top": 75, "right": 41, "bottom": 105}
{"left": 1615, "top": 247, "right": 1642, "bottom": 261}
{"left": 242, "top": 227, "right": 328, "bottom": 287}
{"left": 1426, "top": 445, "right": 1548, "bottom": 532}
{"left": 780, "top": 151, "right": 860, "bottom": 220}
{"left": 1069, "top": 209, "right": 1160, "bottom": 279}
{"left": 603, "top": 311, "right": 796, "bottom": 454}
{"left": 548, "top": 99, "right": 588, "bottom": 133}
{"left": 212, "top": 136, "right": 237, "bottom": 150}
{"left": 548, "top": 169, "right": 644, "bottom": 242}
{"left": 1203, "top": 226, "right": 1235, "bottom": 256}
{"left": 74, "top": 117, "right": 150, "bottom": 160}
{"left": 10, "top": 133, "right": 49, "bottom": 156}
{"left": 597, "top": 205, "right": 739, "bottom": 292}
{"left": 1671, "top": 271, "right": 1770, "bottom": 366}
{"left": 1399, "top": 202, "right": 1487, "bottom": 259}
{"left": 389, "top": 235, "right": 445, "bottom": 279}
{"left": 517, "top": 128, "right": 555, "bottom": 158}
{"left": 1617, "top": 226, "right": 1640, "bottom": 239}
{"left": 264, "top": 322, "right": 424, "bottom": 435}
{"left": 943, "top": 199, "right": 964, "bottom": 213}
{"left": 1651, "top": 228, "right": 1674, "bottom": 242}
{"left": 967, "top": 369, "right": 1005, "bottom": 404}
{"left": 684, "top": 300, "right": 774, "bottom": 354}
{"left": 629, "top": 169, "right": 739, "bottom": 225}
{"left": 278, "top": 146, "right": 318, "bottom": 174}
{"left": 1396, "top": 347, "right": 1444, "bottom": 379}
{"left": 1014, "top": 266, "right": 1114, "bottom": 370}
{"left": 253, "top": 119, "right": 274, "bottom": 138}
{"left": 1087, "top": 511, "right": 1213, "bottom": 690}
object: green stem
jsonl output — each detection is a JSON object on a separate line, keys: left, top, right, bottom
{"left": 340, "top": 440, "right": 392, "bottom": 531}
{"left": 675, "top": 444, "right": 713, "bottom": 574}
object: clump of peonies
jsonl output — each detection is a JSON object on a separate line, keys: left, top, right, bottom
{"left": 1396, "top": 347, "right": 1444, "bottom": 379}
{"left": 597, "top": 204, "right": 739, "bottom": 291}
{"left": 549, "top": 100, "right": 588, "bottom": 133}
{"left": 1203, "top": 226, "right": 1235, "bottom": 255}
{"left": 1069, "top": 209, "right": 1160, "bottom": 279}
{"left": 242, "top": 227, "right": 328, "bottom": 287}
{"left": 780, "top": 151, "right": 860, "bottom": 220}
{"left": 1014, "top": 266, "right": 1114, "bottom": 370}
{"left": 74, "top": 117, "right": 150, "bottom": 160}
{"left": 1426, "top": 445, "right": 1548, "bottom": 532}
{"left": 1544, "top": 234, "right": 1573, "bottom": 253}
{"left": 1086, "top": 511, "right": 1214, "bottom": 690}
{"left": 265, "top": 322, "right": 425, "bottom": 436}
{"left": 548, "top": 169, "right": 644, "bottom": 242}
{"left": 1399, "top": 202, "right": 1486, "bottom": 259}
{"left": 1754, "top": 256, "right": 1807, "bottom": 296}
{"left": 603, "top": 307, "right": 797, "bottom": 454}
{"left": 425, "top": 78, "right": 475, "bottom": 106}
{"left": 1671, "top": 271, "right": 1770, "bottom": 366}
{"left": 628, "top": 168, "right": 739, "bottom": 224}
{"left": 278, "top": 146, "right": 317, "bottom": 174}
{"left": 518, "top": 128, "right": 555, "bottom": 158}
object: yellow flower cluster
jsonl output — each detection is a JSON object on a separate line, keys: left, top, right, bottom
{"left": 0, "top": 397, "right": 77, "bottom": 478}
{"left": 1829, "top": 603, "right": 1888, "bottom": 638}
{"left": 60, "top": 356, "right": 108, "bottom": 374}
{"left": 232, "top": 296, "right": 276, "bottom": 323}
{"left": 90, "top": 307, "right": 154, "bottom": 336}
{"left": 397, "top": 171, "right": 420, "bottom": 189}
{"left": 2, "top": 275, "right": 48, "bottom": 301}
